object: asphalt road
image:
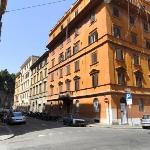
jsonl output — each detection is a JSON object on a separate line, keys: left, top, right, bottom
{"left": 0, "top": 117, "right": 150, "bottom": 150}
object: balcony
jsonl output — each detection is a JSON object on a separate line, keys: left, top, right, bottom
{"left": 58, "top": 91, "right": 73, "bottom": 100}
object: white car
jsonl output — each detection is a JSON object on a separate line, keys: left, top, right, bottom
{"left": 141, "top": 114, "right": 150, "bottom": 129}
{"left": 7, "top": 112, "right": 26, "bottom": 124}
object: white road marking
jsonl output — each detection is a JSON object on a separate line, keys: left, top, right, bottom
{"left": 38, "top": 134, "right": 46, "bottom": 137}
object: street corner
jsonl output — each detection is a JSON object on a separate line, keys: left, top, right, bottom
{"left": 0, "top": 124, "right": 15, "bottom": 141}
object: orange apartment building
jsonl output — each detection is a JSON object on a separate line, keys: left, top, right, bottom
{"left": 46, "top": 0, "right": 150, "bottom": 125}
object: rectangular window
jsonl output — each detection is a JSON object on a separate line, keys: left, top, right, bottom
{"left": 145, "top": 39, "right": 150, "bottom": 49}
{"left": 61, "top": 25, "right": 63, "bottom": 31}
{"left": 74, "top": 79, "right": 80, "bottom": 91}
{"left": 73, "top": 42, "right": 79, "bottom": 54}
{"left": 75, "top": 9, "right": 78, "bottom": 17}
{"left": 51, "top": 58, "right": 55, "bottom": 67}
{"left": 116, "top": 49, "right": 124, "bottom": 61}
{"left": 36, "top": 85, "right": 38, "bottom": 94}
{"left": 129, "top": 15, "right": 135, "bottom": 25}
{"left": 131, "top": 32, "right": 137, "bottom": 45}
{"left": 139, "top": 99, "right": 144, "bottom": 112}
{"left": 39, "top": 84, "right": 42, "bottom": 93}
{"left": 74, "top": 28, "right": 79, "bottom": 38}
{"left": 135, "top": 73, "right": 142, "bottom": 87}
{"left": 51, "top": 72, "right": 54, "bottom": 81}
{"left": 75, "top": 60, "right": 80, "bottom": 72}
{"left": 113, "top": 26, "right": 121, "bottom": 38}
{"left": 40, "top": 71, "right": 43, "bottom": 80}
{"left": 91, "top": 51, "right": 98, "bottom": 65}
{"left": 66, "top": 65, "right": 70, "bottom": 75}
{"left": 44, "top": 68, "right": 47, "bottom": 78}
{"left": 59, "top": 68, "right": 63, "bottom": 78}
{"left": 143, "top": 22, "right": 149, "bottom": 32}
{"left": 58, "top": 53, "right": 64, "bottom": 63}
{"left": 65, "top": 47, "right": 71, "bottom": 59}
{"left": 113, "top": 7, "right": 119, "bottom": 17}
{"left": 59, "top": 84, "right": 63, "bottom": 93}
{"left": 88, "top": 30, "right": 98, "bottom": 45}
{"left": 90, "top": 12, "right": 96, "bottom": 23}
{"left": 133, "top": 54, "right": 140, "bottom": 65}
{"left": 50, "top": 86, "right": 54, "bottom": 96}
{"left": 92, "top": 73, "right": 98, "bottom": 88}
{"left": 148, "top": 58, "right": 150, "bottom": 70}
{"left": 66, "top": 81, "right": 70, "bottom": 91}
{"left": 117, "top": 71, "right": 125, "bottom": 85}
{"left": 44, "top": 82, "right": 47, "bottom": 92}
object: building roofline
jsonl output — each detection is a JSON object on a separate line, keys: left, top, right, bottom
{"left": 20, "top": 55, "right": 39, "bottom": 69}
{"left": 30, "top": 51, "right": 49, "bottom": 70}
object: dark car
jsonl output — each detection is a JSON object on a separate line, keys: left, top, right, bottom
{"left": 63, "top": 114, "right": 86, "bottom": 127}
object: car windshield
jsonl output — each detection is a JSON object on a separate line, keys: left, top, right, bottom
{"left": 12, "top": 112, "right": 23, "bottom": 117}
{"left": 143, "top": 115, "right": 150, "bottom": 119}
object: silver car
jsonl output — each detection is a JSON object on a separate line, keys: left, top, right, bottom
{"left": 141, "top": 114, "right": 150, "bottom": 129}
{"left": 7, "top": 112, "right": 26, "bottom": 124}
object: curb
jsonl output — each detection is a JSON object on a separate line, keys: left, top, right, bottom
{"left": 87, "top": 124, "right": 142, "bottom": 129}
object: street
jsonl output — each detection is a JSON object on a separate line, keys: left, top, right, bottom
{"left": 0, "top": 117, "right": 150, "bottom": 150}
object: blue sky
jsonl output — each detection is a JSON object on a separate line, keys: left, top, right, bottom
{"left": 0, "top": 0, "right": 75, "bottom": 73}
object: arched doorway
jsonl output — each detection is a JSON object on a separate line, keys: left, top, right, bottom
{"left": 120, "top": 97, "right": 128, "bottom": 124}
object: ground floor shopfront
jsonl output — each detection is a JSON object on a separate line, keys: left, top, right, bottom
{"left": 46, "top": 92, "right": 150, "bottom": 125}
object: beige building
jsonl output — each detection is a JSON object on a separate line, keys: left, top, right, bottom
{"left": 14, "top": 56, "right": 39, "bottom": 111}
{"left": 30, "top": 51, "right": 49, "bottom": 113}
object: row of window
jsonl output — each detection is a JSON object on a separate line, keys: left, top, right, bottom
{"left": 30, "top": 82, "right": 47, "bottom": 97}
{"left": 31, "top": 68, "right": 47, "bottom": 85}
{"left": 116, "top": 48, "right": 150, "bottom": 69}
{"left": 31, "top": 58, "right": 48, "bottom": 75}
{"left": 112, "top": 6, "right": 149, "bottom": 32}
{"left": 113, "top": 25, "right": 150, "bottom": 49}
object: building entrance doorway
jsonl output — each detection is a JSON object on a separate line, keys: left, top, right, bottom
{"left": 120, "top": 97, "right": 128, "bottom": 124}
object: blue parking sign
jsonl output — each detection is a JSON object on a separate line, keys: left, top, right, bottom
{"left": 126, "top": 93, "right": 132, "bottom": 105}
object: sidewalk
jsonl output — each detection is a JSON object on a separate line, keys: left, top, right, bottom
{"left": 0, "top": 122, "right": 14, "bottom": 141}
{"left": 87, "top": 123, "right": 142, "bottom": 129}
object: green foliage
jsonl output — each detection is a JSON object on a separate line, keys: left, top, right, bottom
{"left": 0, "top": 69, "right": 15, "bottom": 94}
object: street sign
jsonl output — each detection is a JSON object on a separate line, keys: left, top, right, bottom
{"left": 126, "top": 93, "right": 132, "bottom": 105}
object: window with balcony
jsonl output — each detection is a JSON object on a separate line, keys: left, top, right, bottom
{"left": 74, "top": 60, "right": 80, "bottom": 72}
{"left": 116, "top": 49, "right": 124, "bottom": 61}
{"left": 116, "top": 67, "right": 126, "bottom": 85}
{"left": 135, "top": 71, "right": 143, "bottom": 87}
{"left": 131, "top": 32, "right": 137, "bottom": 45}
{"left": 91, "top": 51, "right": 98, "bottom": 65}
{"left": 133, "top": 54, "right": 140, "bottom": 65}
{"left": 112, "top": 7, "right": 119, "bottom": 17}
{"left": 113, "top": 25, "right": 121, "bottom": 38}
{"left": 65, "top": 47, "right": 71, "bottom": 59}
{"left": 66, "top": 65, "right": 70, "bottom": 76}
{"left": 74, "top": 76, "right": 80, "bottom": 91}
{"left": 88, "top": 30, "right": 98, "bottom": 45}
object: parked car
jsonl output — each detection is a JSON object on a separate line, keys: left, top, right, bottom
{"left": 63, "top": 114, "right": 86, "bottom": 127}
{"left": 7, "top": 111, "right": 26, "bottom": 124}
{"left": 141, "top": 114, "right": 150, "bottom": 129}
